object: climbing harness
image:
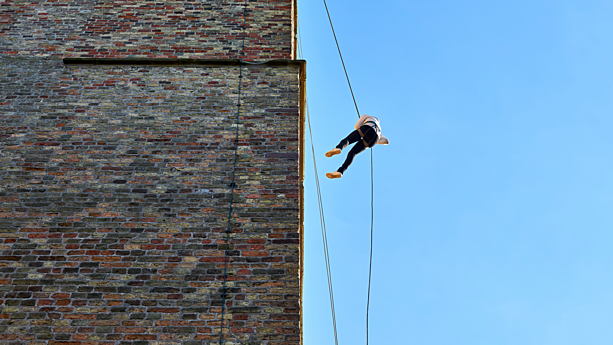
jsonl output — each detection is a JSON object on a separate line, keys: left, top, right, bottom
{"left": 219, "top": 1, "right": 248, "bottom": 344}
{"left": 357, "top": 126, "right": 377, "bottom": 148}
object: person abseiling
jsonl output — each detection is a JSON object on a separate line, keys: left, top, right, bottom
{"left": 325, "top": 114, "right": 389, "bottom": 179}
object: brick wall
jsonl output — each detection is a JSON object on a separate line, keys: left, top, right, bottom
{"left": 0, "top": 56, "right": 304, "bottom": 344}
{"left": 1, "top": 0, "right": 305, "bottom": 343}
{"left": 0, "top": 0, "right": 296, "bottom": 60}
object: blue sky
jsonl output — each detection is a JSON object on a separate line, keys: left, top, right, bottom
{"left": 298, "top": 1, "right": 613, "bottom": 344}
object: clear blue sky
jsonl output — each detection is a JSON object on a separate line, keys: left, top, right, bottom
{"left": 299, "top": 1, "right": 613, "bottom": 344}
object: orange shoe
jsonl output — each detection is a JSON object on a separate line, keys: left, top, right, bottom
{"left": 325, "top": 148, "right": 341, "bottom": 157}
{"left": 326, "top": 171, "right": 342, "bottom": 179}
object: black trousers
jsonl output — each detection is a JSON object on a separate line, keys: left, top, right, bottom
{"left": 335, "top": 125, "right": 378, "bottom": 174}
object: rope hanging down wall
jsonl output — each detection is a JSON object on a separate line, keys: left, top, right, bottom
{"left": 219, "top": 1, "right": 248, "bottom": 344}
{"left": 320, "top": 1, "right": 377, "bottom": 345}
{"left": 297, "top": 21, "right": 340, "bottom": 345}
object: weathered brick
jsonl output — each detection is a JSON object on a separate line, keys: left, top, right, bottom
{"left": 0, "top": 0, "right": 304, "bottom": 344}
{"left": 0, "top": 1, "right": 297, "bottom": 60}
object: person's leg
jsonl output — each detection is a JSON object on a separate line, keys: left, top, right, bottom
{"left": 326, "top": 129, "right": 362, "bottom": 158}
{"left": 337, "top": 140, "right": 366, "bottom": 174}
{"left": 336, "top": 129, "right": 361, "bottom": 150}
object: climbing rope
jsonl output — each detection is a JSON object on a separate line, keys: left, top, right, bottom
{"left": 320, "top": 1, "right": 376, "bottom": 344}
{"left": 219, "top": 1, "right": 248, "bottom": 344}
{"left": 322, "top": 0, "right": 360, "bottom": 118}
{"left": 297, "top": 20, "right": 340, "bottom": 345}
{"left": 366, "top": 150, "right": 374, "bottom": 345}
{"left": 307, "top": 95, "right": 340, "bottom": 345}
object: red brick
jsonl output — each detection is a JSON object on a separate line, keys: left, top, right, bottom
{"left": 147, "top": 308, "right": 179, "bottom": 313}
{"left": 242, "top": 251, "right": 270, "bottom": 257}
